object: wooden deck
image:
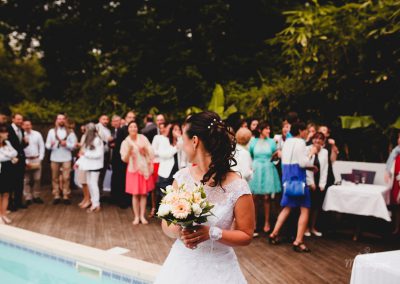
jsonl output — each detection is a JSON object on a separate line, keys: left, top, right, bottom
{"left": 8, "top": 186, "right": 400, "bottom": 284}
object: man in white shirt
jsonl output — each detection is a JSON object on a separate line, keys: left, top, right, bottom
{"left": 45, "top": 114, "right": 77, "bottom": 205}
{"left": 96, "top": 115, "right": 112, "bottom": 152}
{"left": 23, "top": 120, "right": 45, "bottom": 205}
{"left": 96, "top": 115, "right": 112, "bottom": 193}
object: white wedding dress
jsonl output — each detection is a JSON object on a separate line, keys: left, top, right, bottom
{"left": 154, "top": 167, "right": 251, "bottom": 284}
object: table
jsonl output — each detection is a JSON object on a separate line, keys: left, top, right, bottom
{"left": 350, "top": 250, "right": 400, "bottom": 284}
{"left": 322, "top": 183, "right": 391, "bottom": 222}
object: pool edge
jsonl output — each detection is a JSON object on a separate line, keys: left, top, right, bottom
{"left": 0, "top": 224, "right": 160, "bottom": 283}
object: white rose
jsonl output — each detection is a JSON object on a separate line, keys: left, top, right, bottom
{"left": 192, "top": 203, "right": 202, "bottom": 217}
{"left": 193, "top": 192, "right": 202, "bottom": 204}
{"left": 165, "top": 185, "right": 174, "bottom": 194}
{"left": 200, "top": 201, "right": 207, "bottom": 209}
{"left": 157, "top": 204, "right": 171, "bottom": 217}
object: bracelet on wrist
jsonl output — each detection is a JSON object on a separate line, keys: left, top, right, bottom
{"left": 209, "top": 226, "right": 223, "bottom": 241}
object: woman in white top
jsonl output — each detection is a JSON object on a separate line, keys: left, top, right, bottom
{"left": 76, "top": 125, "right": 91, "bottom": 209}
{"left": 232, "top": 127, "right": 253, "bottom": 181}
{"left": 305, "top": 132, "right": 328, "bottom": 237}
{"left": 269, "top": 122, "right": 317, "bottom": 253}
{"left": 74, "top": 123, "right": 104, "bottom": 213}
{"left": 156, "top": 123, "right": 186, "bottom": 189}
{"left": 0, "top": 124, "right": 18, "bottom": 224}
{"left": 150, "top": 122, "right": 169, "bottom": 217}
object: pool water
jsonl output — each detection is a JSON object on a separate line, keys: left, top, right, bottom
{"left": 0, "top": 241, "right": 125, "bottom": 284}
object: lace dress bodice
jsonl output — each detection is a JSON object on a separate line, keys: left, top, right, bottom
{"left": 174, "top": 167, "right": 250, "bottom": 228}
{"left": 172, "top": 167, "right": 251, "bottom": 253}
{"left": 154, "top": 167, "right": 251, "bottom": 284}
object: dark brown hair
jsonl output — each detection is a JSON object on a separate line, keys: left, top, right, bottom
{"left": 0, "top": 123, "right": 8, "bottom": 146}
{"left": 312, "top": 132, "right": 326, "bottom": 141}
{"left": 168, "top": 123, "right": 181, "bottom": 145}
{"left": 254, "top": 121, "right": 270, "bottom": 138}
{"left": 291, "top": 121, "right": 307, "bottom": 136}
{"left": 185, "top": 111, "right": 236, "bottom": 187}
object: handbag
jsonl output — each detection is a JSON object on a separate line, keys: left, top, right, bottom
{"left": 283, "top": 142, "right": 306, "bottom": 197}
{"left": 284, "top": 176, "right": 305, "bottom": 197}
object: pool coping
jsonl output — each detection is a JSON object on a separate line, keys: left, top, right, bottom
{"left": 0, "top": 224, "right": 161, "bottom": 283}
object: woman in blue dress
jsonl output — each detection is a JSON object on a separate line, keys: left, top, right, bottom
{"left": 249, "top": 122, "right": 281, "bottom": 234}
{"left": 269, "top": 122, "right": 317, "bottom": 253}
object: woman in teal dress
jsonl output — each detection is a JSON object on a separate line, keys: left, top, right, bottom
{"left": 249, "top": 122, "right": 281, "bottom": 234}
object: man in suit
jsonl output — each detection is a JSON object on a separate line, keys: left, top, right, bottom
{"left": 108, "top": 115, "right": 121, "bottom": 161}
{"left": 140, "top": 114, "right": 158, "bottom": 143}
{"left": 111, "top": 111, "right": 135, "bottom": 208}
{"left": 7, "top": 113, "right": 29, "bottom": 211}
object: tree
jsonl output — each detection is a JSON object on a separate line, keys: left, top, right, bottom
{"left": 268, "top": 0, "right": 400, "bottom": 127}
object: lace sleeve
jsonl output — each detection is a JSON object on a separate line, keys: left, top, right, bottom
{"left": 230, "top": 179, "right": 252, "bottom": 205}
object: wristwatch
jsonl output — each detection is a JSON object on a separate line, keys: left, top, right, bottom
{"left": 209, "top": 226, "right": 223, "bottom": 241}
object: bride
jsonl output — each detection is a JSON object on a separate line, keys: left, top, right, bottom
{"left": 154, "top": 111, "right": 255, "bottom": 284}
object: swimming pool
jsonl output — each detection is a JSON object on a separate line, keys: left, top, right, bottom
{"left": 0, "top": 239, "right": 124, "bottom": 284}
{"left": 0, "top": 225, "right": 160, "bottom": 284}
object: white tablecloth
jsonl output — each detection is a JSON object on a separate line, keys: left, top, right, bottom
{"left": 322, "top": 183, "right": 391, "bottom": 221}
{"left": 350, "top": 250, "right": 400, "bottom": 284}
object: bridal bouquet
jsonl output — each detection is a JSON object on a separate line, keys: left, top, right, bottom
{"left": 157, "top": 183, "right": 214, "bottom": 228}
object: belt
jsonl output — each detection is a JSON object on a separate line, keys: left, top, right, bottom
{"left": 27, "top": 156, "right": 40, "bottom": 160}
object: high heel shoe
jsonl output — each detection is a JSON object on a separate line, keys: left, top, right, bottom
{"left": 140, "top": 217, "right": 149, "bottom": 225}
{"left": 132, "top": 218, "right": 140, "bottom": 225}
{"left": 268, "top": 234, "right": 280, "bottom": 245}
{"left": 293, "top": 242, "right": 311, "bottom": 253}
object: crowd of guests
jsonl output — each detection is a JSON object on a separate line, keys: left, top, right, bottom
{"left": 0, "top": 111, "right": 187, "bottom": 227}
{"left": 0, "top": 110, "right": 399, "bottom": 254}
{"left": 231, "top": 116, "right": 340, "bottom": 252}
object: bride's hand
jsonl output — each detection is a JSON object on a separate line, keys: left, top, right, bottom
{"left": 180, "top": 225, "right": 210, "bottom": 249}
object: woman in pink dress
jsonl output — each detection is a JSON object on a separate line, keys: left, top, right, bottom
{"left": 120, "top": 121, "right": 155, "bottom": 225}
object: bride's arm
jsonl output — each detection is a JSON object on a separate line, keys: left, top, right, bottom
{"left": 218, "top": 194, "right": 255, "bottom": 246}
{"left": 182, "top": 194, "right": 255, "bottom": 248}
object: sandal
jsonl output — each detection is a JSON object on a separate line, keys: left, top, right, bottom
{"left": 292, "top": 242, "right": 311, "bottom": 253}
{"left": 86, "top": 206, "right": 101, "bottom": 213}
{"left": 148, "top": 207, "right": 156, "bottom": 218}
{"left": 268, "top": 234, "right": 280, "bottom": 245}
{"left": 80, "top": 202, "right": 91, "bottom": 209}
